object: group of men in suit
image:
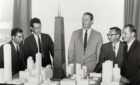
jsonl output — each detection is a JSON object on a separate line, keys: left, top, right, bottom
{"left": 0, "top": 18, "right": 54, "bottom": 77}
{"left": 0, "top": 12, "right": 140, "bottom": 85}
{"left": 68, "top": 12, "right": 140, "bottom": 85}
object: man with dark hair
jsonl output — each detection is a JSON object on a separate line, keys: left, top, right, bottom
{"left": 24, "top": 18, "right": 54, "bottom": 67}
{"left": 68, "top": 12, "right": 103, "bottom": 73}
{"left": 121, "top": 24, "right": 140, "bottom": 85}
{"left": 94, "top": 27, "right": 124, "bottom": 73}
{"left": 0, "top": 28, "right": 25, "bottom": 75}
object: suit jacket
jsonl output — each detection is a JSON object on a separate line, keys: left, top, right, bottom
{"left": 121, "top": 39, "right": 140, "bottom": 85}
{"left": 94, "top": 42, "right": 124, "bottom": 73}
{"left": 24, "top": 33, "right": 54, "bottom": 67}
{"left": 68, "top": 28, "right": 103, "bottom": 73}
{"left": 0, "top": 41, "right": 25, "bottom": 74}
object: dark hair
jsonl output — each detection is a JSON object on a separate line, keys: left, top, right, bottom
{"left": 110, "top": 27, "right": 121, "bottom": 37}
{"left": 30, "top": 18, "right": 41, "bottom": 27}
{"left": 83, "top": 12, "right": 93, "bottom": 21}
{"left": 124, "top": 24, "right": 136, "bottom": 34}
{"left": 11, "top": 28, "right": 23, "bottom": 36}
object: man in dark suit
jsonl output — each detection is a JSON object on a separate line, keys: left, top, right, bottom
{"left": 24, "top": 18, "right": 54, "bottom": 67}
{"left": 94, "top": 27, "right": 124, "bottom": 73}
{"left": 0, "top": 28, "right": 25, "bottom": 75}
{"left": 121, "top": 24, "right": 140, "bottom": 85}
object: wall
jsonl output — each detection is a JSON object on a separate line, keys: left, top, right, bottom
{"left": 32, "top": 0, "right": 124, "bottom": 70}
{"left": 0, "top": 0, "right": 14, "bottom": 45}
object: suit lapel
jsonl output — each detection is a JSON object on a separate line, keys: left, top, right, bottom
{"left": 32, "top": 34, "right": 38, "bottom": 51}
{"left": 85, "top": 29, "right": 95, "bottom": 52}
{"left": 109, "top": 42, "right": 115, "bottom": 58}
{"left": 9, "top": 41, "right": 17, "bottom": 57}
{"left": 116, "top": 42, "right": 123, "bottom": 58}
{"left": 127, "top": 39, "right": 137, "bottom": 56}
{"left": 78, "top": 29, "right": 84, "bottom": 51}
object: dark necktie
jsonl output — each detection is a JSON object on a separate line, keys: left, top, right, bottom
{"left": 84, "top": 30, "right": 88, "bottom": 52}
{"left": 113, "top": 45, "right": 116, "bottom": 57}
{"left": 38, "top": 35, "right": 42, "bottom": 53}
{"left": 123, "top": 42, "right": 128, "bottom": 57}
{"left": 16, "top": 45, "right": 20, "bottom": 57}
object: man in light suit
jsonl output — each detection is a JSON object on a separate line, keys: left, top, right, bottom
{"left": 24, "top": 18, "right": 54, "bottom": 67}
{"left": 121, "top": 24, "right": 140, "bottom": 85}
{"left": 94, "top": 27, "right": 124, "bottom": 73}
{"left": 68, "top": 12, "right": 103, "bottom": 73}
{"left": 0, "top": 28, "right": 26, "bottom": 75}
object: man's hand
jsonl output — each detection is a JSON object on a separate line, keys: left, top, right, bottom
{"left": 120, "top": 76, "right": 130, "bottom": 84}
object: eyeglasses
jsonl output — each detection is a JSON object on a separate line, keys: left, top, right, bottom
{"left": 107, "top": 33, "right": 118, "bottom": 36}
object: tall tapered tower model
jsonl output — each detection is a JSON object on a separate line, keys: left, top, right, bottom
{"left": 53, "top": 10, "right": 66, "bottom": 79}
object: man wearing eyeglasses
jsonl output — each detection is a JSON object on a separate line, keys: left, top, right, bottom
{"left": 94, "top": 27, "right": 124, "bottom": 73}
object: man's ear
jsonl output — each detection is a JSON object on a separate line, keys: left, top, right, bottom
{"left": 11, "top": 36, "right": 14, "bottom": 40}
{"left": 131, "top": 32, "right": 135, "bottom": 37}
{"left": 30, "top": 27, "right": 33, "bottom": 32}
{"left": 91, "top": 20, "right": 93, "bottom": 25}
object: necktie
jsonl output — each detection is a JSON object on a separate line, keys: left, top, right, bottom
{"left": 84, "top": 30, "right": 88, "bottom": 52}
{"left": 113, "top": 44, "right": 116, "bottom": 56}
{"left": 38, "top": 35, "right": 42, "bottom": 53}
{"left": 113, "top": 45, "right": 116, "bottom": 51}
{"left": 16, "top": 45, "right": 20, "bottom": 57}
{"left": 123, "top": 42, "right": 128, "bottom": 57}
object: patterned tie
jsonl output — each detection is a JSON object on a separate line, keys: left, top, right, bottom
{"left": 84, "top": 30, "right": 88, "bottom": 52}
{"left": 38, "top": 35, "right": 42, "bottom": 53}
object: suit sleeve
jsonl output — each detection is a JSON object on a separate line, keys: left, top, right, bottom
{"left": 96, "top": 33, "right": 103, "bottom": 63}
{"left": 68, "top": 32, "right": 76, "bottom": 64}
{"left": 48, "top": 35, "right": 54, "bottom": 58}
{"left": 0, "top": 45, "right": 4, "bottom": 68}
{"left": 94, "top": 45, "right": 106, "bottom": 73}
{"left": 23, "top": 39, "right": 29, "bottom": 65}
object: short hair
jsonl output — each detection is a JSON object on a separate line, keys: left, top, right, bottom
{"left": 124, "top": 24, "right": 136, "bottom": 34}
{"left": 83, "top": 12, "right": 93, "bottom": 21}
{"left": 110, "top": 27, "right": 121, "bottom": 37}
{"left": 30, "top": 18, "right": 41, "bottom": 27}
{"left": 11, "top": 28, "right": 23, "bottom": 36}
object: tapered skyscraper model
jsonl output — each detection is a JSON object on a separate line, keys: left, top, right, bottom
{"left": 53, "top": 9, "right": 66, "bottom": 79}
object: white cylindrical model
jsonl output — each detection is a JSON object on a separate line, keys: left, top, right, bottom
{"left": 102, "top": 60, "right": 113, "bottom": 82}
{"left": 4, "top": 44, "right": 12, "bottom": 81}
{"left": 35, "top": 52, "right": 42, "bottom": 75}
{"left": 0, "top": 69, "right": 5, "bottom": 83}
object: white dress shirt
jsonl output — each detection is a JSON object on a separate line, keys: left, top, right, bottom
{"left": 33, "top": 34, "right": 42, "bottom": 52}
{"left": 83, "top": 28, "right": 91, "bottom": 43}
{"left": 127, "top": 38, "right": 136, "bottom": 51}
{"left": 12, "top": 40, "right": 19, "bottom": 52}
{"left": 112, "top": 41, "right": 120, "bottom": 57}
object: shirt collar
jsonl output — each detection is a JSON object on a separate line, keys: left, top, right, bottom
{"left": 127, "top": 38, "right": 136, "bottom": 50}
{"left": 83, "top": 28, "right": 91, "bottom": 35}
{"left": 12, "top": 40, "right": 18, "bottom": 49}
{"left": 33, "top": 33, "right": 41, "bottom": 38}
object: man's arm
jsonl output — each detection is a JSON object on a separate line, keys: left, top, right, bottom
{"left": 68, "top": 32, "right": 76, "bottom": 64}
{"left": 48, "top": 35, "right": 54, "bottom": 58}
{"left": 96, "top": 33, "right": 103, "bottom": 63}
{"left": 94, "top": 45, "right": 106, "bottom": 73}
{"left": 0, "top": 45, "right": 4, "bottom": 68}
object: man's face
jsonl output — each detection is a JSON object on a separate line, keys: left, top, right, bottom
{"left": 122, "top": 27, "right": 133, "bottom": 43}
{"left": 12, "top": 32, "right": 23, "bottom": 44}
{"left": 82, "top": 14, "right": 93, "bottom": 29}
{"left": 107, "top": 29, "right": 120, "bottom": 43}
{"left": 32, "top": 23, "right": 41, "bottom": 35}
